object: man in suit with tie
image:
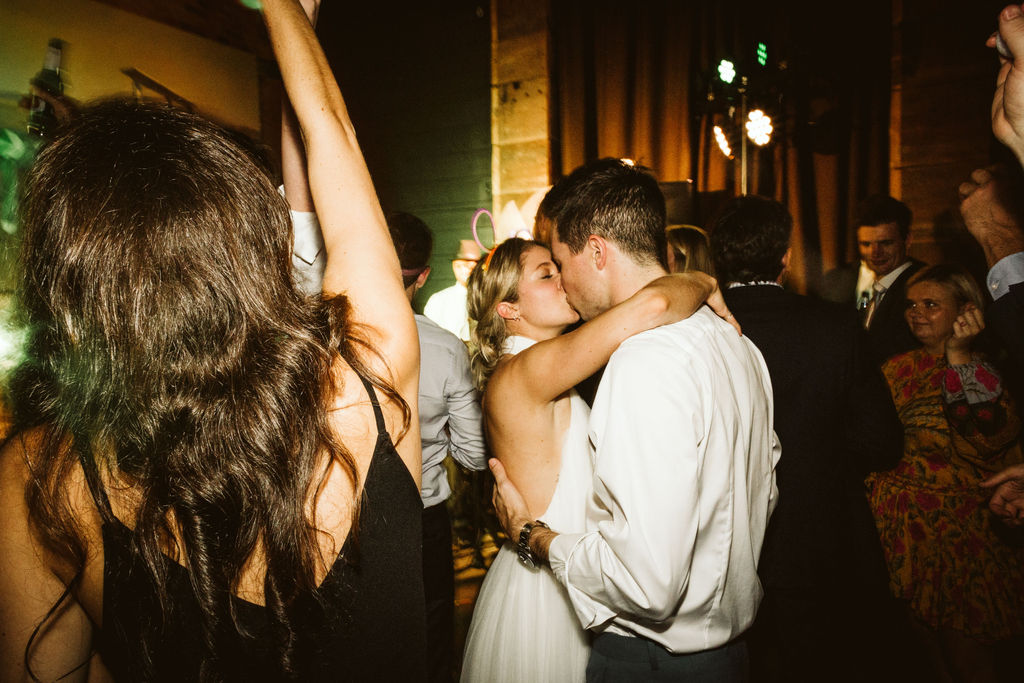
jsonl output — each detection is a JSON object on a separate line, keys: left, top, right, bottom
{"left": 855, "top": 194, "right": 924, "bottom": 364}
{"left": 711, "top": 195, "right": 906, "bottom": 683}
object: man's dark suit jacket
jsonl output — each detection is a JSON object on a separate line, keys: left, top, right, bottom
{"left": 724, "top": 285, "right": 902, "bottom": 595}
{"left": 726, "top": 285, "right": 906, "bottom": 680}
{"left": 865, "top": 259, "right": 924, "bottom": 365}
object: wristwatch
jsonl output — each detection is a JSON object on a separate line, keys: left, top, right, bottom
{"left": 516, "top": 520, "right": 550, "bottom": 569}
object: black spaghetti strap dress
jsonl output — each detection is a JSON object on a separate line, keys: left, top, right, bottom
{"left": 78, "top": 375, "right": 427, "bottom": 681}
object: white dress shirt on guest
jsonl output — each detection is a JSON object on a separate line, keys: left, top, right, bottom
{"left": 871, "top": 260, "right": 915, "bottom": 306}
{"left": 415, "top": 314, "right": 487, "bottom": 507}
{"left": 424, "top": 283, "right": 471, "bottom": 341}
{"left": 548, "top": 307, "right": 780, "bottom": 654}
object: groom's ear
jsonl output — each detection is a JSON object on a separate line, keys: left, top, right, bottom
{"left": 587, "top": 235, "right": 608, "bottom": 270}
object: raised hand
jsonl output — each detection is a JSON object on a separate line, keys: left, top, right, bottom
{"left": 945, "top": 304, "right": 984, "bottom": 364}
{"left": 991, "top": 5, "right": 1024, "bottom": 166}
{"left": 982, "top": 463, "right": 1024, "bottom": 525}
{"left": 958, "top": 165, "right": 1024, "bottom": 268}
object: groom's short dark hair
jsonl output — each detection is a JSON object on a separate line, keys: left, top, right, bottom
{"left": 552, "top": 158, "right": 667, "bottom": 268}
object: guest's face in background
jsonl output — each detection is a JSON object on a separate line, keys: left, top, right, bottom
{"left": 452, "top": 258, "right": 477, "bottom": 286}
{"left": 857, "top": 222, "right": 908, "bottom": 278}
{"left": 904, "top": 281, "right": 962, "bottom": 350}
{"left": 515, "top": 244, "right": 579, "bottom": 329}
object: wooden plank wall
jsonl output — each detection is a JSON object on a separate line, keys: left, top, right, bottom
{"left": 891, "top": 0, "right": 1009, "bottom": 277}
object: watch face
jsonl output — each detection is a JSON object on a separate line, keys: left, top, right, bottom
{"left": 517, "top": 548, "right": 536, "bottom": 569}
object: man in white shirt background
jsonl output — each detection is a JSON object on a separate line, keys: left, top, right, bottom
{"left": 490, "top": 158, "right": 779, "bottom": 681}
{"left": 423, "top": 239, "right": 481, "bottom": 342}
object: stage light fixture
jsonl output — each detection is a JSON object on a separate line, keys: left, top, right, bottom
{"left": 745, "top": 109, "right": 773, "bottom": 146}
{"left": 713, "top": 125, "right": 733, "bottom": 158}
{"left": 717, "top": 60, "right": 736, "bottom": 84}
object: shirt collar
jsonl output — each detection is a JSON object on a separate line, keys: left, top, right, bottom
{"left": 726, "top": 280, "right": 783, "bottom": 289}
{"left": 874, "top": 260, "right": 913, "bottom": 290}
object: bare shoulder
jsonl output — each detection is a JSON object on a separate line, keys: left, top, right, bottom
{"left": 0, "top": 428, "right": 101, "bottom": 681}
{"left": 0, "top": 427, "right": 104, "bottom": 580}
{"left": 0, "top": 429, "right": 43, "bottom": 514}
{"left": 327, "top": 352, "right": 422, "bottom": 486}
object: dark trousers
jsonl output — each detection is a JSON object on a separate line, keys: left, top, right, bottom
{"left": 586, "top": 632, "right": 748, "bottom": 682}
{"left": 423, "top": 502, "right": 455, "bottom": 683}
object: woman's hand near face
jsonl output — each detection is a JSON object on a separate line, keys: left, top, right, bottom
{"left": 945, "top": 304, "right": 985, "bottom": 365}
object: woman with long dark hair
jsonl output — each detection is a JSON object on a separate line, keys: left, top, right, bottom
{"left": 0, "top": 1, "right": 425, "bottom": 680}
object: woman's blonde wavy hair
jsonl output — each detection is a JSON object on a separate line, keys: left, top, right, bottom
{"left": 466, "top": 237, "right": 535, "bottom": 390}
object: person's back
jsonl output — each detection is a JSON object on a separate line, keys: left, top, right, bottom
{"left": 711, "top": 194, "right": 904, "bottom": 682}
{"left": 586, "top": 306, "right": 777, "bottom": 647}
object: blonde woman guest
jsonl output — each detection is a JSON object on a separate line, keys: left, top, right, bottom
{"left": 666, "top": 224, "right": 713, "bottom": 276}
{"left": 868, "top": 264, "right": 1023, "bottom": 683}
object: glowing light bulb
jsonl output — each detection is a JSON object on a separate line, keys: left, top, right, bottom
{"left": 713, "top": 125, "right": 733, "bottom": 158}
{"left": 718, "top": 60, "right": 736, "bottom": 85}
{"left": 757, "top": 42, "right": 768, "bottom": 67}
{"left": 745, "top": 109, "right": 773, "bottom": 146}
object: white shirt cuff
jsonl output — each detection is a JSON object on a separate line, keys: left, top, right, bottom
{"left": 290, "top": 209, "right": 325, "bottom": 267}
{"left": 548, "top": 531, "right": 616, "bottom": 631}
{"left": 987, "top": 252, "right": 1024, "bottom": 300}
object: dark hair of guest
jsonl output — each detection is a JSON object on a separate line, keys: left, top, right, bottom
{"left": 387, "top": 212, "right": 433, "bottom": 287}
{"left": 551, "top": 158, "right": 667, "bottom": 268}
{"left": 854, "top": 194, "right": 913, "bottom": 239}
{"left": 709, "top": 195, "right": 792, "bottom": 284}
{"left": 11, "top": 98, "right": 408, "bottom": 680}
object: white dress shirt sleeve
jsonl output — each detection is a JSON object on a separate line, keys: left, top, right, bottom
{"left": 279, "top": 186, "right": 326, "bottom": 296}
{"left": 548, "top": 342, "right": 705, "bottom": 630}
{"left": 443, "top": 342, "right": 487, "bottom": 471}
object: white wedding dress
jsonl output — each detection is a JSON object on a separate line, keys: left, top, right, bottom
{"left": 460, "top": 336, "right": 593, "bottom": 683}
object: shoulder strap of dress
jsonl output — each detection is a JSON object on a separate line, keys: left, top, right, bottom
{"left": 77, "top": 449, "right": 116, "bottom": 525}
{"left": 356, "top": 373, "right": 387, "bottom": 436}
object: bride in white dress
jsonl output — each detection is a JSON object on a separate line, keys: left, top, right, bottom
{"left": 459, "top": 237, "right": 721, "bottom": 682}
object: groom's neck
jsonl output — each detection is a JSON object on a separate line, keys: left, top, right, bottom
{"left": 607, "top": 261, "right": 668, "bottom": 308}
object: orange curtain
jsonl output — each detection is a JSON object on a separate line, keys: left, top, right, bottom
{"left": 551, "top": 0, "right": 891, "bottom": 293}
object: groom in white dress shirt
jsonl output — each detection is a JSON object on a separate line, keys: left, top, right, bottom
{"left": 491, "top": 158, "right": 779, "bottom": 681}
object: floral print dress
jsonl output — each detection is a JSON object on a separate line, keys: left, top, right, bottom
{"left": 868, "top": 349, "right": 1024, "bottom": 640}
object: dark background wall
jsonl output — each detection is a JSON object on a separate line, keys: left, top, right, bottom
{"left": 318, "top": 2, "right": 492, "bottom": 310}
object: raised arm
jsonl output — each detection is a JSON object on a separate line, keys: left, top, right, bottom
{"left": 492, "top": 272, "right": 731, "bottom": 404}
{"left": 263, "top": 0, "right": 417, "bottom": 382}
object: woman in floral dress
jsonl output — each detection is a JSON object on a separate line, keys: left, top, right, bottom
{"left": 869, "top": 264, "right": 1023, "bottom": 682}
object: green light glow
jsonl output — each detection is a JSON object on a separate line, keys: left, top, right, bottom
{"left": 757, "top": 42, "right": 767, "bottom": 67}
